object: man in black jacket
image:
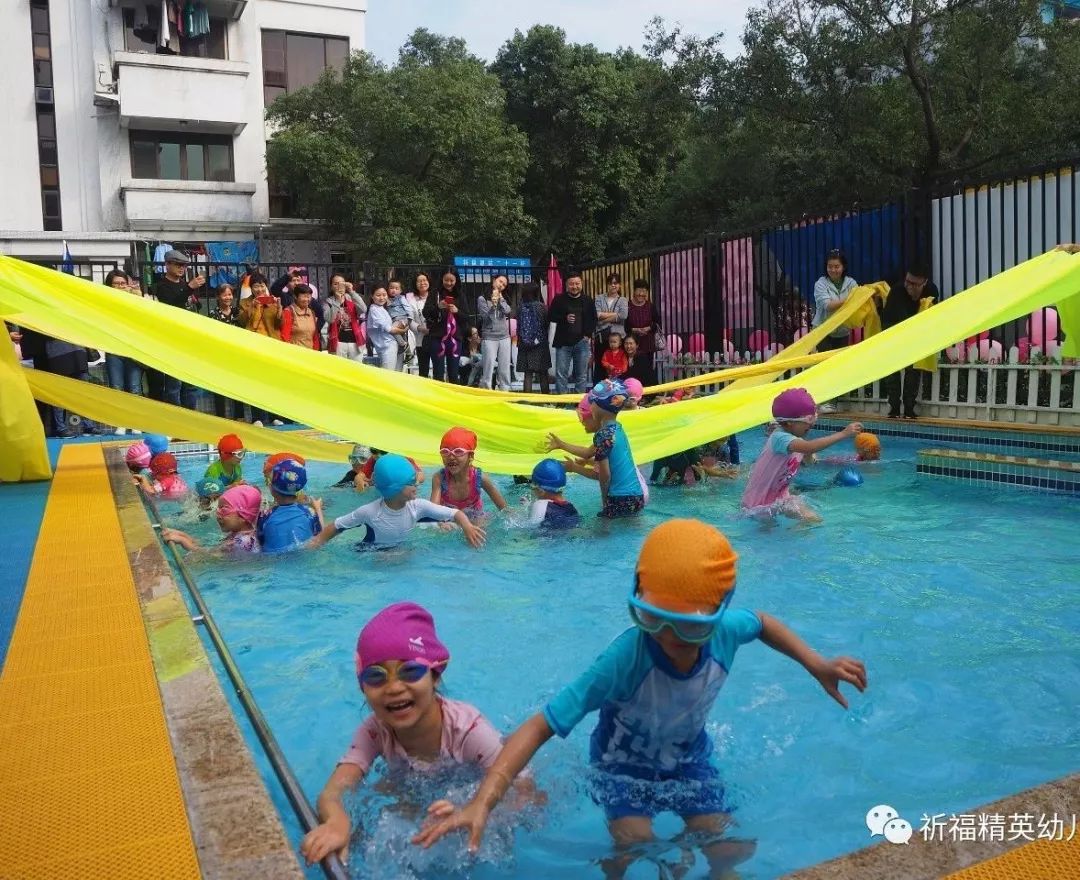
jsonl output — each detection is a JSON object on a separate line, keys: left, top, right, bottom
{"left": 548, "top": 270, "right": 597, "bottom": 394}
{"left": 151, "top": 249, "right": 205, "bottom": 409}
{"left": 878, "top": 262, "right": 939, "bottom": 419}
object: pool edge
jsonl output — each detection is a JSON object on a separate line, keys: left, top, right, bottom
{"left": 105, "top": 448, "right": 305, "bottom": 880}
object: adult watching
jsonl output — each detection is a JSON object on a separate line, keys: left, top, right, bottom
{"left": 625, "top": 279, "right": 661, "bottom": 386}
{"left": 477, "top": 273, "right": 514, "bottom": 391}
{"left": 879, "top": 262, "right": 939, "bottom": 419}
{"left": 152, "top": 248, "right": 205, "bottom": 409}
{"left": 812, "top": 249, "right": 858, "bottom": 412}
{"left": 593, "top": 271, "right": 628, "bottom": 383}
{"left": 548, "top": 269, "right": 597, "bottom": 394}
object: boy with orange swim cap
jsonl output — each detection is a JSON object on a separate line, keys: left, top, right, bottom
{"left": 415, "top": 519, "right": 867, "bottom": 862}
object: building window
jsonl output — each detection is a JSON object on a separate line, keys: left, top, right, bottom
{"left": 30, "top": 0, "right": 61, "bottom": 230}
{"left": 261, "top": 30, "right": 348, "bottom": 106}
{"left": 122, "top": 8, "right": 227, "bottom": 60}
{"left": 129, "top": 132, "right": 234, "bottom": 182}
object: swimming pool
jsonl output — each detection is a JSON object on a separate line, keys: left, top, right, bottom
{"left": 164, "top": 431, "right": 1080, "bottom": 879}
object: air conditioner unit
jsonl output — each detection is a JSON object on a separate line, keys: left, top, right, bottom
{"left": 35, "top": 86, "right": 54, "bottom": 105}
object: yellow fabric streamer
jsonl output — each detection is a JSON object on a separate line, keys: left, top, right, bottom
{"left": 842, "top": 282, "right": 891, "bottom": 338}
{"left": 1, "top": 252, "right": 1078, "bottom": 476}
{"left": 0, "top": 332, "right": 51, "bottom": 481}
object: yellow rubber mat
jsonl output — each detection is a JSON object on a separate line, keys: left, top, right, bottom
{"left": 945, "top": 833, "right": 1080, "bottom": 879}
{"left": 0, "top": 444, "right": 200, "bottom": 879}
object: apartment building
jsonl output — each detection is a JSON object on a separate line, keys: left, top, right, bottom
{"left": 1, "top": 0, "right": 365, "bottom": 267}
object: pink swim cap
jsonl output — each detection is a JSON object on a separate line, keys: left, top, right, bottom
{"left": 623, "top": 378, "right": 643, "bottom": 401}
{"left": 217, "top": 484, "right": 263, "bottom": 526}
{"left": 577, "top": 393, "right": 593, "bottom": 420}
{"left": 125, "top": 441, "right": 151, "bottom": 469}
{"left": 772, "top": 388, "right": 817, "bottom": 421}
{"left": 355, "top": 602, "right": 449, "bottom": 681}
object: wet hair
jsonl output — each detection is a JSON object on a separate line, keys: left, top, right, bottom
{"left": 824, "top": 249, "right": 848, "bottom": 277}
{"left": 521, "top": 281, "right": 542, "bottom": 303}
{"left": 104, "top": 269, "right": 129, "bottom": 287}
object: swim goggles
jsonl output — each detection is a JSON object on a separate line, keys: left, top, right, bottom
{"left": 439, "top": 446, "right": 472, "bottom": 458}
{"left": 627, "top": 586, "right": 734, "bottom": 644}
{"left": 230, "top": 449, "right": 248, "bottom": 460}
{"left": 358, "top": 660, "right": 431, "bottom": 688}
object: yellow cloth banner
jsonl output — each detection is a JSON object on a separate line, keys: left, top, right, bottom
{"left": 1, "top": 252, "right": 1078, "bottom": 475}
{"left": 0, "top": 334, "right": 51, "bottom": 481}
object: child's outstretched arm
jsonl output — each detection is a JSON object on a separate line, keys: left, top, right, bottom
{"left": 546, "top": 432, "right": 595, "bottom": 460}
{"left": 480, "top": 474, "right": 508, "bottom": 511}
{"left": 453, "top": 510, "right": 486, "bottom": 548}
{"left": 310, "top": 497, "right": 325, "bottom": 529}
{"left": 413, "top": 713, "right": 554, "bottom": 852}
{"left": 758, "top": 612, "right": 867, "bottom": 708}
{"left": 787, "top": 421, "right": 863, "bottom": 456}
{"left": 309, "top": 522, "right": 339, "bottom": 549}
{"left": 160, "top": 527, "right": 199, "bottom": 552}
{"left": 300, "top": 763, "right": 365, "bottom": 866}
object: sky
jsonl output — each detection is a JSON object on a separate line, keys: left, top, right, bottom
{"left": 365, "top": 0, "right": 758, "bottom": 63}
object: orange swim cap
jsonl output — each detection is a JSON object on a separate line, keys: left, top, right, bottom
{"left": 263, "top": 451, "right": 306, "bottom": 478}
{"left": 854, "top": 432, "right": 881, "bottom": 457}
{"left": 440, "top": 427, "right": 477, "bottom": 452}
{"left": 635, "top": 519, "right": 738, "bottom": 608}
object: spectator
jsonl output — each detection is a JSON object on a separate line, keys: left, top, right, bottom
{"left": 366, "top": 284, "right": 397, "bottom": 369}
{"left": 325, "top": 274, "right": 365, "bottom": 362}
{"left": 625, "top": 279, "right": 661, "bottom": 386}
{"left": 273, "top": 266, "right": 324, "bottom": 326}
{"left": 622, "top": 332, "right": 655, "bottom": 387}
{"left": 548, "top": 269, "right": 597, "bottom": 394}
{"left": 879, "top": 262, "right": 939, "bottom": 419}
{"left": 459, "top": 326, "right": 484, "bottom": 387}
{"left": 19, "top": 328, "right": 106, "bottom": 437}
{"left": 281, "top": 283, "right": 321, "bottom": 351}
{"left": 238, "top": 272, "right": 284, "bottom": 427}
{"left": 427, "top": 269, "right": 469, "bottom": 383}
{"left": 478, "top": 273, "right": 514, "bottom": 391}
{"left": 812, "top": 249, "right": 858, "bottom": 412}
{"left": 209, "top": 284, "right": 246, "bottom": 421}
{"left": 103, "top": 269, "right": 146, "bottom": 400}
{"left": 593, "top": 271, "right": 628, "bottom": 383}
{"left": 516, "top": 281, "right": 551, "bottom": 394}
{"left": 406, "top": 272, "right": 433, "bottom": 378}
{"left": 151, "top": 249, "right": 205, "bottom": 409}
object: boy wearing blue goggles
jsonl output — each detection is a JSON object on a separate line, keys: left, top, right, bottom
{"left": 416, "top": 519, "right": 868, "bottom": 874}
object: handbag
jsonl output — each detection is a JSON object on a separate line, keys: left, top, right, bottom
{"left": 653, "top": 326, "right": 667, "bottom": 352}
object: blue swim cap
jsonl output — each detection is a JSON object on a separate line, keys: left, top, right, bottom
{"left": 270, "top": 459, "right": 307, "bottom": 496}
{"left": 834, "top": 466, "right": 863, "bottom": 487}
{"left": 146, "top": 434, "right": 169, "bottom": 455}
{"left": 373, "top": 453, "right": 416, "bottom": 500}
{"left": 195, "top": 477, "right": 224, "bottom": 498}
{"left": 588, "top": 379, "right": 629, "bottom": 414}
{"left": 531, "top": 458, "right": 566, "bottom": 493}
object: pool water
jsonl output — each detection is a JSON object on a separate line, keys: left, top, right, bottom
{"left": 165, "top": 432, "right": 1080, "bottom": 879}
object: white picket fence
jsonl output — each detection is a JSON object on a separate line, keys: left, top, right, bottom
{"left": 659, "top": 345, "right": 1079, "bottom": 426}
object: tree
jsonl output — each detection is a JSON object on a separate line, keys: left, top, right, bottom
{"left": 490, "top": 26, "right": 690, "bottom": 263}
{"left": 265, "top": 30, "right": 532, "bottom": 263}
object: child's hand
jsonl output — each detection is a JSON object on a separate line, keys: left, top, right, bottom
{"left": 161, "top": 528, "right": 182, "bottom": 543}
{"left": 310, "top": 497, "right": 323, "bottom": 512}
{"left": 811, "top": 656, "right": 868, "bottom": 709}
{"left": 545, "top": 433, "right": 563, "bottom": 452}
{"left": 462, "top": 522, "right": 486, "bottom": 549}
{"left": 412, "top": 799, "right": 492, "bottom": 852}
{"left": 354, "top": 472, "right": 370, "bottom": 491}
{"left": 300, "top": 821, "right": 350, "bottom": 866}
{"left": 843, "top": 421, "right": 864, "bottom": 436}
{"left": 424, "top": 799, "right": 457, "bottom": 824}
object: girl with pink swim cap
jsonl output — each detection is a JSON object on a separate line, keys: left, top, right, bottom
{"left": 740, "top": 388, "right": 863, "bottom": 523}
{"left": 300, "top": 603, "right": 536, "bottom": 867}
{"left": 161, "top": 484, "right": 263, "bottom": 553}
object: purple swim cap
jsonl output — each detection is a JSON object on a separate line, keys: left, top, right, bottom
{"left": 772, "top": 388, "right": 817, "bottom": 421}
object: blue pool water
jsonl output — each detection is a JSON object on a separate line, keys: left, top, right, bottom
{"left": 166, "top": 433, "right": 1080, "bottom": 879}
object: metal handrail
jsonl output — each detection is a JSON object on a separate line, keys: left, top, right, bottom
{"left": 142, "top": 493, "right": 350, "bottom": 880}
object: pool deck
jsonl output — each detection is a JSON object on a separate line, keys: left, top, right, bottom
{"left": 0, "top": 428, "right": 1077, "bottom": 879}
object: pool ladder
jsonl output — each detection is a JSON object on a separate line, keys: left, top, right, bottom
{"left": 144, "top": 496, "right": 350, "bottom": 880}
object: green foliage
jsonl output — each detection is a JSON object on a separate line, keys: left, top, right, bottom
{"left": 265, "top": 31, "right": 532, "bottom": 263}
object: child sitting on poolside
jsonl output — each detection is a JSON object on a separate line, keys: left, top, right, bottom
{"left": 310, "top": 453, "right": 485, "bottom": 550}
{"left": 547, "top": 380, "right": 644, "bottom": 518}
{"left": 414, "top": 519, "right": 867, "bottom": 869}
{"left": 138, "top": 453, "right": 189, "bottom": 500}
{"left": 257, "top": 460, "right": 324, "bottom": 553}
{"left": 301, "top": 602, "right": 531, "bottom": 866}
{"left": 203, "top": 433, "right": 246, "bottom": 488}
{"left": 524, "top": 459, "right": 580, "bottom": 530}
{"left": 740, "top": 388, "right": 863, "bottom": 523}
{"left": 430, "top": 427, "right": 507, "bottom": 519}
{"left": 162, "top": 485, "right": 263, "bottom": 554}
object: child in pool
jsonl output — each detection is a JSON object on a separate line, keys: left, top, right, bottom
{"left": 547, "top": 380, "right": 644, "bottom": 518}
{"left": 194, "top": 477, "right": 224, "bottom": 511}
{"left": 349, "top": 447, "right": 424, "bottom": 493}
{"left": 256, "top": 460, "right": 324, "bottom": 553}
{"left": 301, "top": 602, "right": 530, "bottom": 866}
{"left": 524, "top": 459, "right": 580, "bottom": 530}
{"left": 125, "top": 440, "right": 151, "bottom": 481}
{"left": 311, "top": 453, "right": 485, "bottom": 550}
{"left": 414, "top": 519, "right": 867, "bottom": 869}
{"left": 263, "top": 451, "right": 306, "bottom": 486}
{"left": 622, "top": 378, "right": 644, "bottom": 409}
{"left": 740, "top": 388, "right": 862, "bottom": 523}
{"left": 138, "top": 453, "right": 189, "bottom": 500}
{"left": 145, "top": 434, "right": 169, "bottom": 457}
{"left": 649, "top": 447, "right": 738, "bottom": 486}
{"left": 162, "top": 485, "right": 263, "bottom": 553}
{"left": 332, "top": 444, "right": 368, "bottom": 489}
{"left": 203, "top": 433, "right": 246, "bottom": 488}
{"left": 430, "top": 427, "right": 507, "bottom": 518}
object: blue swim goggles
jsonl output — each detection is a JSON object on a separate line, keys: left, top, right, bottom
{"left": 628, "top": 585, "right": 734, "bottom": 644}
